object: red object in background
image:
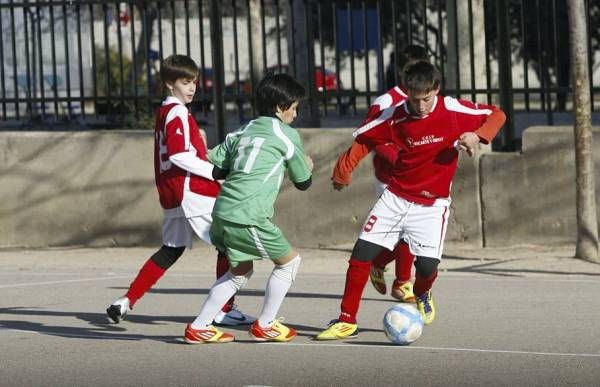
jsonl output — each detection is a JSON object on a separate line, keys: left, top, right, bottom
{"left": 226, "top": 65, "right": 342, "bottom": 96}
{"left": 196, "top": 68, "right": 214, "bottom": 91}
{"left": 119, "top": 10, "right": 130, "bottom": 26}
{"left": 192, "top": 65, "right": 348, "bottom": 114}
{"left": 315, "top": 68, "right": 339, "bottom": 92}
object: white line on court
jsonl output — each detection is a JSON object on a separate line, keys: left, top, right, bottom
{"left": 0, "top": 273, "right": 221, "bottom": 289}
{"left": 260, "top": 341, "right": 600, "bottom": 358}
{"left": 0, "top": 328, "right": 141, "bottom": 342}
{"left": 1, "top": 327, "right": 599, "bottom": 358}
{"left": 3, "top": 272, "right": 597, "bottom": 286}
{"left": 440, "top": 275, "right": 599, "bottom": 283}
{"left": 0, "top": 276, "right": 134, "bottom": 289}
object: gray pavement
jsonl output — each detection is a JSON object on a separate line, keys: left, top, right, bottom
{"left": 2, "top": 244, "right": 600, "bottom": 386}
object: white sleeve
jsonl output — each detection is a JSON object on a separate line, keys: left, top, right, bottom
{"left": 169, "top": 152, "right": 215, "bottom": 181}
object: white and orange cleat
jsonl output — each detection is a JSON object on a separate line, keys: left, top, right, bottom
{"left": 249, "top": 318, "right": 297, "bottom": 342}
{"left": 184, "top": 324, "right": 235, "bottom": 344}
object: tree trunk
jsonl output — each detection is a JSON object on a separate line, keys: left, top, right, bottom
{"left": 567, "top": 0, "right": 599, "bottom": 262}
{"left": 249, "top": 0, "right": 264, "bottom": 86}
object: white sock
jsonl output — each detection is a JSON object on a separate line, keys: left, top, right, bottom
{"left": 191, "top": 271, "right": 249, "bottom": 329}
{"left": 258, "top": 255, "right": 301, "bottom": 328}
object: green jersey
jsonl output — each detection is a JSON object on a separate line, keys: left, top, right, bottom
{"left": 208, "top": 116, "right": 312, "bottom": 225}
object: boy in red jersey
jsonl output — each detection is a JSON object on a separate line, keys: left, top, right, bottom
{"left": 317, "top": 61, "right": 506, "bottom": 340}
{"left": 332, "top": 45, "right": 429, "bottom": 303}
{"left": 106, "top": 55, "right": 254, "bottom": 326}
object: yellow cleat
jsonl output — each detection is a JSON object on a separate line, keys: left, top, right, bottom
{"left": 391, "top": 280, "right": 416, "bottom": 303}
{"left": 415, "top": 290, "right": 436, "bottom": 325}
{"left": 315, "top": 320, "right": 359, "bottom": 340}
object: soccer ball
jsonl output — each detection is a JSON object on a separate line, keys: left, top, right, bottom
{"left": 383, "top": 304, "right": 423, "bottom": 345}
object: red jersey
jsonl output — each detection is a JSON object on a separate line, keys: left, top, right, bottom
{"left": 362, "top": 86, "right": 408, "bottom": 124}
{"left": 354, "top": 95, "right": 501, "bottom": 206}
{"left": 331, "top": 86, "right": 407, "bottom": 185}
{"left": 154, "top": 97, "right": 220, "bottom": 210}
{"left": 362, "top": 87, "right": 407, "bottom": 183}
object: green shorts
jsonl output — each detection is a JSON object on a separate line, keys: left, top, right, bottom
{"left": 210, "top": 217, "right": 292, "bottom": 267}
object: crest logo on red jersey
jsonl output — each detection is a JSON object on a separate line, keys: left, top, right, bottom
{"left": 405, "top": 135, "right": 444, "bottom": 147}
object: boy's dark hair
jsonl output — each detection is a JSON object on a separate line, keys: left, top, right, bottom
{"left": 397, "top": 45, "right": 429, "bottom": 72}
{"left": 255, "top": 73, "right": 306, "bottom": 117}
{"left": 160, "top": 55, "right": 198, "bottom": 84}
{"left": 403, "top": 61, "right": 441, "bottom": 94}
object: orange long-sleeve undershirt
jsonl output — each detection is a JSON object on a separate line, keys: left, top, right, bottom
{"left": 475, "top": 106, "right": 506, "bottom": 144}
{"left": 331, "top": 141, "right": 370, "bottom": 185}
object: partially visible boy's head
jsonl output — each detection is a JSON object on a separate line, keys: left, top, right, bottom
{"left": 160, "top": 55, "right": 198, "bottom": 84}
{"left": 403, "top": 61, "right": 441, "bottom": 117}
{"left": 397, "top": 44, "right": 429, "bottom": 73}
{"left": 255, "top": 73, "right": 306, "bottom": 124}
{"left": 160, "top": 55, "right": 199, "bottom": 104}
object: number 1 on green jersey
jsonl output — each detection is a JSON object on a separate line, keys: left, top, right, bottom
{"left": 233, "top": 136, "right": 265, "bottom": 173}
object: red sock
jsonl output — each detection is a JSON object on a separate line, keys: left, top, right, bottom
{"left": 413, "top": 271, "right": 438, "bottom": 297}
{"left": 125, "top": 258, "right": 166, "bottom": 308}
{"left": 372, "top": 248, "right": 395, "bottom": 269}
{"left": 339, "top": 257, "right": 371, "bottom": 324}
{"left": 216, "top": 252, "right": 234, "bottom": 312}
{"left": 394, "top": 242, "right": 415, "bottom": 283}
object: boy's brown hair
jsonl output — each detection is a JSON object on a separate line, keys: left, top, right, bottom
{"left": 402, "top": 61, "right": 441, "bottom": 94}
{"left": 160, "top": 55, "right": 198, "bottom": 85}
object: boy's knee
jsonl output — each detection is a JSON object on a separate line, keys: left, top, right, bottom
{"left": 352, "top": 239, "right": 385, "bottom": 262}
{"left": 272, "top": 254, "right": 301, "bottom": 283}
{"left": 230, "top": 260, "right": 253, "bottom": 276}
{"left": 151, "top": 245, "right": 186, "bottom": 269}
{"left": 414, "top": 256, "right": 439, "bottom": 278}
{"left": 228, "top": 270, "right": 253, "bottom": 290}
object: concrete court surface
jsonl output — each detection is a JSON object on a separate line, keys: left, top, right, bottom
{"left": 1, "top": 244, "right": 600, "bottom": 387}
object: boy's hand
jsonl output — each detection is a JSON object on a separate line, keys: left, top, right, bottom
{"left": 332, "top": 181, "right": 348, "bottom": 191}
{"left": 305, "top": 155, "right": 314, "bottom": 172}
{"left": 455, "top": 132, "right": 480, "bottom": 157}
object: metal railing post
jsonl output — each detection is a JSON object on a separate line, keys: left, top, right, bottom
{"left": 495, "top": 0, "right": 515, "bottom": 150}
{"left": 210, "top": 0, "right": 226, "bottom": 142}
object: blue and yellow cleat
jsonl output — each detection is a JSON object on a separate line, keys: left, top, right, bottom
{"left": 415, "top": 290, "right": 436, "bottom": 325}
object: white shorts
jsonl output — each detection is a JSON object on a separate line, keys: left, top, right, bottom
{"left": 374, "top": 178, "right": 387, "bottom": 198}
{"left": 162, "top": 212, "right": 213, "bottom": 249}
{"left": 358, "top": 189, "right": 451, "bottom": 259}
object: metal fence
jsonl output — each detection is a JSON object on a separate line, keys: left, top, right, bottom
{"left": 1, "top": 0, "right": 599, "bottom": 150}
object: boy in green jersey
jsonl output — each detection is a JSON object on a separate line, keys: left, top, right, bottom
{"left": 184, "top": 73, "right": 313, "bottom": 344}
